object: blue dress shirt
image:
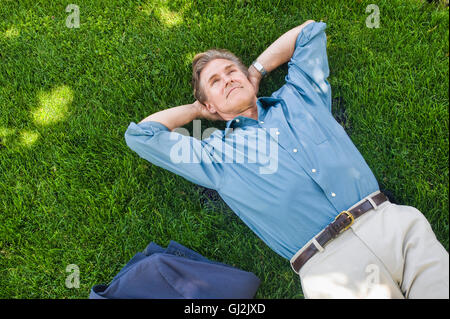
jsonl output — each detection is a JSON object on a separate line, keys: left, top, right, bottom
{"left": 124, "top": 22, "right": 380, "bottom": 260}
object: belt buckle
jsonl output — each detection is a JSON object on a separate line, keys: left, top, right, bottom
{"left": 334, "top": 210, "right": 355, "bottom": 233}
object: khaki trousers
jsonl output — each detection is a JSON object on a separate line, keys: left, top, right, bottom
{"left": 292, "top": 191, "right": 449, "bottom": 299}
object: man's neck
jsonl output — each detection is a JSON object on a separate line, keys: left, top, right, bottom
{"left": 231, "top": 95, "right": 259, "bottom": 121}
{"left": 237, "top": 104, "right": 258, "bottom": 121}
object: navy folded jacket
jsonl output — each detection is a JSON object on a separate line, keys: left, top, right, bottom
{"left": 89, "top": 240, "right": 261, "bottom": 299}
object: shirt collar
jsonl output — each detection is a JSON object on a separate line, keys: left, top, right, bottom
{"left": 224, "top": 96, "right": 283, "bottom": 134}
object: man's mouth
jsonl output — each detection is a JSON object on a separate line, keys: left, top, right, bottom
{"left": 227, "top": 86, "right": 241, "bottom": 98}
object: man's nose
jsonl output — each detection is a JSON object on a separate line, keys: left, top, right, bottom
{"left": 224, "top": 74, "right": 234, "bottom": 87}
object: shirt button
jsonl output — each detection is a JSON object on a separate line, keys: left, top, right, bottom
{"left": 293, "top": 148, "right": 298, "bottom": 153}
{"left": 331, "top": 192, "right": 336, "bottom": 197}
{"left": 235, "top": 119, "right": 240, "bottom": 123}
{"left": 311, "top": 169, "right": 317, "bottom": 173}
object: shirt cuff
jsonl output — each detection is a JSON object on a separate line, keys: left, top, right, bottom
{"left": 124, "top": 121, "right": 170, "bottom": 137}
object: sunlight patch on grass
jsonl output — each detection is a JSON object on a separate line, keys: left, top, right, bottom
{"left": 184, "top": 52, "right": 197, "bottom": 66}
{"left": 156, "top": 7, "right": 183, "bottom": 27}
{"left": 3, "top": 26, "right": 20, "bottom": 39}
{"left": 0, "top": 127, "right": 16, "bottom": 146}
{"left": 32, "top": 85, "right": 74, "bottom": 126}
{"left": 139, "top": 0, "right": 191, "bottom": 28}
{"left": 0, "top": 127, "right": 16, "bottom": 138}
{"left": 19, "top": 130, "right": 40, "bottom": 147}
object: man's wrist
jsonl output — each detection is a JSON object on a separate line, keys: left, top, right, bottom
{"left": 249, "top": 64, "right": 263, "bottom": 82}
{"left": 250, "top": 61, "right": 267, "bottom": 79}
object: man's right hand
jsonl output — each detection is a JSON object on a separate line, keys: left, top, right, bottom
{"left": 193, "top": 100, "right": 224, "bottom": 121}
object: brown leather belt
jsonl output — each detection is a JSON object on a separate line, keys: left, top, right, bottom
{"left": 290, "top": 192, "right": 389, "bottom": 274}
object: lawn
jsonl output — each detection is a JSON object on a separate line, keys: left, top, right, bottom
{"left": 0, "top": 0, "right": 448, "bottom": 298}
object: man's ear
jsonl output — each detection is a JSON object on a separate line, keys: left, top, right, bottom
{"left": 204, "top": 102, "right": 217, "bottom": 114}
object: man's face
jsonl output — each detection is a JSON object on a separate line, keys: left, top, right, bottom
{"left": 200, "top": 59, "right": 256, "bottom": 121}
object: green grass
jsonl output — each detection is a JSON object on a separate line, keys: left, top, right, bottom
{"left": 0, "top": 0, "right": 448, "bottom": 298}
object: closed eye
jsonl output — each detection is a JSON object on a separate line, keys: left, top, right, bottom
{"left": 211, "top": 69, "right": 236, "bottom": 86}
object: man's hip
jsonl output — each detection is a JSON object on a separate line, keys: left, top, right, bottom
{"left": 291, "top": 192, "right": 449, "bottom": 298}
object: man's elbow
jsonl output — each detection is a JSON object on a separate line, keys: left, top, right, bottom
{"left": 291, "top": 20, "right": 315, "bottom": 41}
{"left": 300, "top": 20, "right": 315, "bottom": 28}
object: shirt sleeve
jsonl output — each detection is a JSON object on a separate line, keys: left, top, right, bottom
{"left": 124, "top": 121, "right": 224, "bottom": 190}
{"left": 285, "top": 21, "right": 332, "bottom": 112}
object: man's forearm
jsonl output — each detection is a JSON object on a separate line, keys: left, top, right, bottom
{"left": 254, "top": 20, "right": 315, "bottom": 74}
{"left": 138, "top": 103, "right": 200, "bottom": 131}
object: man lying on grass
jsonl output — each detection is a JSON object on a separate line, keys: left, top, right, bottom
{"left": 124, "top": 20, "right": 449, "bottom": 298}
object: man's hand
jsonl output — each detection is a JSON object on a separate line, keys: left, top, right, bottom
{"left": 248, "top": 65, "right": 262, "bottom": 95}
{"left": 193, "top": 100, "right": 224, "bottom": 121}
